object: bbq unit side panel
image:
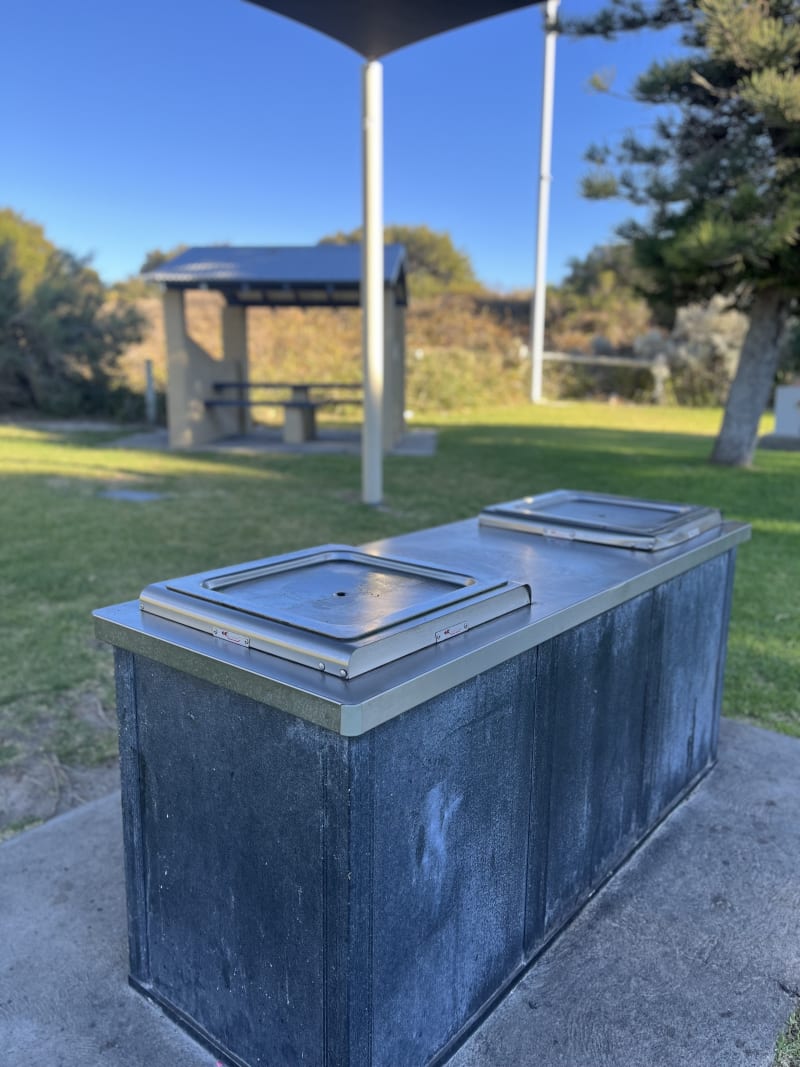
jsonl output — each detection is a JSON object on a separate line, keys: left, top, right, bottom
{"left": 525, "top": 591, "right": 653, "bottom": 951}
{"left": 710, "top": 549, "right": 737, "bottom": 757}
{"left": 114, "top": 648, "right": 151, "bottom": 985}
{"left": 639, "top": 551, "right": 736, "bottom": 830}
{"left": 365, "top": 651, "right": 537, "bottom": 1067}
{"left": 124, "top": 653, "right": 337, "bottom": 1067}
{"left": 321, "top": 731, "right": 376, "bottom": 1067}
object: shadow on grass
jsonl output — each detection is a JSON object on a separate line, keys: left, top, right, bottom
{"left": 423, "top": 423, "right": 800, "bottom": 528}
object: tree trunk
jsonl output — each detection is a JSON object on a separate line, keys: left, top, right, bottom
{"left": 710, "top": 288, "right": 789, "bottom": 466}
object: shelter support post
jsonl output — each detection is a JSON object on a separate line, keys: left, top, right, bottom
{"left": 162, "top": 288, "right": 241, "bottom": 449}
{"left": 221, "top": 304, "right": 251, "bottom": 436}
{"left": 144, "top": 360, "right": 157, "bottom": 425}
{"left": 530, "top": 0, "right": 559, "bottom": 404}
{"left": 383, "top": 289, "right": 405, "bottom": 450}
{"left": 362, "top": 59, "right": 384, "bottom": 503}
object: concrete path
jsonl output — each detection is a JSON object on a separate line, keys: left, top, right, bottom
{"left": 2, "top": 719, "right": 798, "bottom": 1067}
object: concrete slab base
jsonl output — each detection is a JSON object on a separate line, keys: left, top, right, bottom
{"left": 759, "top": 433, "right": 800, "bottom": 452}
{"left": 212, "top": 427, "right": 437, "bottom": 457}
{"left": 2, "top": 719, "right": 798, "bottom": 1067}
{"left": 110, "top": 426, "right": 438, "bottom": 457}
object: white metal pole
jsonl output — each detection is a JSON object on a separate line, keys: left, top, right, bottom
{"left": 361, "top": 60, "right": 384, "bottom": 504}
{"left": 531, "top": 0, "right": 559, "bottom": 404}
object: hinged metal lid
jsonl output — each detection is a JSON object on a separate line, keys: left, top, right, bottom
{"left": 139, "top": 545, "right": 531, "bottom": 678}
{"left": 479, "top": 490, "right": 721, "bottom": 551}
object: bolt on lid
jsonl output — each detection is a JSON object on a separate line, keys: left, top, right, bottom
{"left": 140, "top": 545, "right": 531, "bottom": 678}
{"left": 480, "top": 490, "right": 721, "bottom": 551}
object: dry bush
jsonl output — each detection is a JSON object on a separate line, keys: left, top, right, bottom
{"left": 115, "top": 291, "right": 531, "bottom": 415}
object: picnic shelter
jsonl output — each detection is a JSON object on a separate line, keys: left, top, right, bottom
{"left": 145, "top": 244, "right": 408, "bottom": 450}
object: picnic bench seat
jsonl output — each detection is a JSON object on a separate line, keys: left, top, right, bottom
{"left": 206, "top": 381, "right": 363, "bottom": 444}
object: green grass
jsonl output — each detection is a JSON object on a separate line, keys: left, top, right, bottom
{"left": 0, "top": 818, "right": 44, "bottom": 844}
{"left": 0, "top": 741, "right": 18, "bottom": 764}
{"left": 0, "top": 401, "right": 797, "bottom": 771}
{"left": 775, "top": 1003, "right": 800, "bottom": 1067}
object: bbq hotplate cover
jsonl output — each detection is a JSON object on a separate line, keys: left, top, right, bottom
{"left": 480, "top": 490, "right": 721, "bottom": 550}
{"left": 140, "top": 545, "right": 531, "bottom": 678}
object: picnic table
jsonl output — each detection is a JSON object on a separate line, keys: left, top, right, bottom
{"left": 206, "top": 381, "right": 363, "bottom": 444}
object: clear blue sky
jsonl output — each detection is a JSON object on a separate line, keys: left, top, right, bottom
{"left": 2, "top": 0, "right": 681, "bottom": 290}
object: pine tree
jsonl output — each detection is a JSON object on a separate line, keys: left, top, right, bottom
{"left": 568, "top": 0, "right": 800, "bottom": 465}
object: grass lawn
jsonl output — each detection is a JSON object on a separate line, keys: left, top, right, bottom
{"left": 0, "top": 401, "right": 798, "bottom": 836}
{"left": 776, "top": 1004, "right": 800, "bottom": 1067}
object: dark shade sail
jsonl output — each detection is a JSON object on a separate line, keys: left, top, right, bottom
{"left": 244, "top": 0, "right": 541, "bottom": 58}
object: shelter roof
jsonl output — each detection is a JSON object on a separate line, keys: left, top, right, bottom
{"left": 244, "top": 0, "right": 543, "bottom": 59}
{"left": 145, "top": 244, "right": 407, "bottom": 308}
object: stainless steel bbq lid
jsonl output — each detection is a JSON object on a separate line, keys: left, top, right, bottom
{"left": 479, "top": 490, "right": 721, "bottom": 550}
{"left": 140, "top": 545, "right": 531, "bottom": 678}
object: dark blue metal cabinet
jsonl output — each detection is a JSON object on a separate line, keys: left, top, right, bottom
{"left": 639, "top": 552, "right": 734, "bottom": 828}
{"left": 363, "top": 653, "right": 536, "bottom": 1065}
{"left": 116, "top": 653, "right": 334, "bottom": 1065}
{"left": 110, "top": 548, "right": 739, "bottom": 1067}
{"left": 526, "top": 552, "right": 736, "bottom": 958}
{"left": 115, "top": 651, "right": 537, "bottom": 1067}
{"left": 526, "top": 590, "right": 654, "bottom": 950}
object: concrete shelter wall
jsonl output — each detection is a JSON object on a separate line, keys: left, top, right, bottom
{"left": 164, "top": 281, "right": 406, "bottom": 450}
{"left": 163, "top": 289, "right": 245, "bottom": 449}
{"left": 383, "top": 292, "right": 406, "bottom": 450}
{"left": 221, "top": 304, "right": 250, "bottom": 437}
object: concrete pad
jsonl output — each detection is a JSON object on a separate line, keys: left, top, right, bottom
{"left": 759, "top": 433, "right": 800, "bottom": 452}
{"left": 2, "top": 719, "right": 799, "bottom": 1067}
{"left": 107, "top": 427, "right": 170, "bottom": 450}
{"left": 204, "top": 426, "right": 438, "bottom": 457}
{"left": 0, "top": 792, "right": 215, "bottom": 1066}
{"left": 100, "top": 488, "right": 166, "bottom": 502}
{"left": 108, "top": 426, "right": 438, "bottom": 457}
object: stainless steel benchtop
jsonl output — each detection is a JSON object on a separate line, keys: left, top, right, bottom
{"left": 94, "top": 518, "right": 750, "bottom": 736}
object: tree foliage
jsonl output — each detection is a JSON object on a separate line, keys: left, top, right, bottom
{"left": 546, "top": 243, "right": 654, "bottom": 350}
{"left": 0, "top": 209, "right": 56, "bottom": 301}
{"left": 0, "top": 209, "right": 145, "bottom": 415}
{"left": 562, "top": 242, "right": 647, "bottom": 296}
{"left": 319, "top": 224, "right": 479, "bottom": 297}
{"left": 566, "top": 0, "right": 800, "bottom": 464}
{"left": 139, "top": 245, "right": 190, "bottom": 275}
{"left": 111, "top": 244, "right": 195, "bottom": 300}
